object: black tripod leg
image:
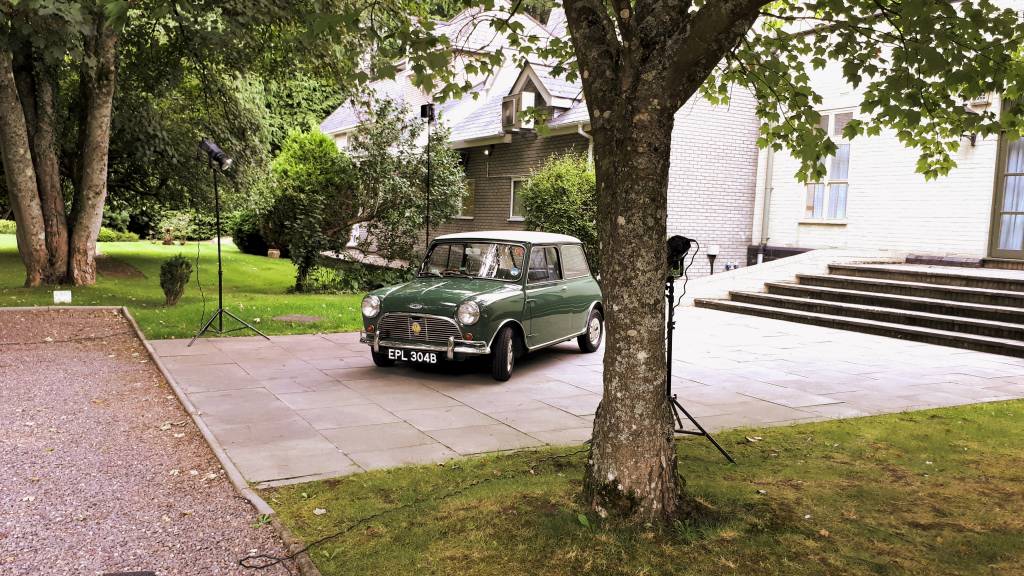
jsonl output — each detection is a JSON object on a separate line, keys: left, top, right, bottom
{"left": 673, "top": 396, "right": 735, "bottom": 464}
{"left": 221, "top": 309, "right": 271, "bottom": 340}
{"left": 188, "top": 309, "right": 222, "bottom": 347}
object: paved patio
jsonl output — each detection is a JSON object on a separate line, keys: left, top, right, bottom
{"left": 149, "top": 307, "right": 1024, "bottom": 487}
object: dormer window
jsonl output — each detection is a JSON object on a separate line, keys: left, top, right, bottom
{"left": 502, "top": 91, "right": 536, "bottom": 131}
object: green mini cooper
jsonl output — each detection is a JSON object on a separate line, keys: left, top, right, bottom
{"left": 360, "top": 231, "right": 604, "bottom": 381}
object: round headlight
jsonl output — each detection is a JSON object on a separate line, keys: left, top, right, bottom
{"left": 361, "top": 295, "right": 381, "bottom": 317}
{"left": 457, "top": 301, "right": 480, "bottom": 325}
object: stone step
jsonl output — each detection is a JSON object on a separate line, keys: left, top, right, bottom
{"left": 693, "top": 298, "right": 1024, "bottom": 357}
{"left": 829, "top": 264, "right": 1024, "bottom": 292}
{"left": 728, "top": 291, "right": 1024, "bottom": 341}
{"left": 765, "top": 282, "right": 1024, "bottom": 324}
{"left": 797, "top": 274, "right": 1024, "bottom": 307}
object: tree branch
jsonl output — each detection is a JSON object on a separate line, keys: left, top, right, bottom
{"left": 563, "top": 0, "right": 622, "bottom": 113}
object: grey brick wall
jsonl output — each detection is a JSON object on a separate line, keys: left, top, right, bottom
{"left": 428, "top": 132, "right": 589, "bottom": 242}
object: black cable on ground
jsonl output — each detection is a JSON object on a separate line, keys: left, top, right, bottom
{"left": 237, "top": 446, "right": 590, "bottom": 570}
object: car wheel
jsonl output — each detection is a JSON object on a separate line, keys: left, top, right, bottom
{"left": 578, "top": 309, "right": 603, "bottom": 353}
{"left": 372, "top": 349, "right": 395, "bottom": 367}
{"left": 491, "top": 325, "right": 517, "bottom": 381}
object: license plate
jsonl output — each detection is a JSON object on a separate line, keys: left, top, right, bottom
{"left": 387, "top": 349, "right": 438, "bottom": 364}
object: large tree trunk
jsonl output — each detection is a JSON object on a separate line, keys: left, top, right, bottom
{"left": 68, "top": 19, "right": 118, "bottom": 285}
{"left": 583, "top": 100, "right": 681, "bottom": 522}
{"left": 33, "top": 64, "right": 69, "bottom": 283}
{"left": 0, "top": 47, "right": 48, "bottom": 287}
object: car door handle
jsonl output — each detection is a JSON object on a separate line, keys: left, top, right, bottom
{"left": 560, "top": 286, "right": 568, "bottom": 291}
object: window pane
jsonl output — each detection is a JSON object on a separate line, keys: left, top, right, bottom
{"left": 459, "top": 180, "right": 475, "bottom": 217}
{"left": 999, "top": 215, "right": 1024, "bottom": 250}
{"left": 510, "top": 180, "right": 525, "bottom": 218}
{"left": 828, "top": 183, "right": 848, "bottom": 219}
{"left": 805, "top": 184, "right": 824, "bottom": 218}
{"left": 834, "top": 112, "right": 853, "bottom": 137}
{"left": 544, "top": 247, "right": 562, "bottom": 280}
{"left": 831, "top": 144, "right": 850, "bottom": 179}
{"left": 1007, "top": 138, "right": 1024, "bottom": 174}
{"left": 1003, "top": 176, "right": 1024, "bottom": 212}
{"left": 817, "top": 114, "right": 830, "bottom": 132}
{"left": 560, "top": 245, "right": 590, "bottom": 278}
{"left": 527, "top": 247, "right": 549, "bottom": 283}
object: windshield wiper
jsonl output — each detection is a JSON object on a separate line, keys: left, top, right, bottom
{"left": 440, "top": 270, "right": 471, "bottom": 277}
{"left": 417, "top": 271, "right": 442, "bottom": 277}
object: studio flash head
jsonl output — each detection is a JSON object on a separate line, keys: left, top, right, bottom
{"left": 667, "top": 235, "right": 693, "bottom": 272}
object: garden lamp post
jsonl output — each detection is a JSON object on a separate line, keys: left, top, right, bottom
{"left": 421, "top": 103, "right": 435, "bottom": 252}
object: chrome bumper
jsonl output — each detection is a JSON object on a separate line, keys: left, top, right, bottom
{"left": 360, "top": 332, "right": 490, "bottom": 360}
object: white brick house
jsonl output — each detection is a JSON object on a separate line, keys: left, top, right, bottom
{"left": 320, "top": 4, "right": 762, "bottom": 275}
{"left": 751, "top": 1, "right": 1024, "bottom": 265}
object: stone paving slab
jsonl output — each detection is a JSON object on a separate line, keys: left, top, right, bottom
{"left": 150, "top": 307, "right": 1024, "bottom": 486}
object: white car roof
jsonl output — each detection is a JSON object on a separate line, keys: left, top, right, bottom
{"left": 434, "top": 231, "right": 582, "bottom": 244}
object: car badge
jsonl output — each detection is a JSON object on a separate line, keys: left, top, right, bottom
{"left": 409, "top": 303, "right": 423, "bottom": 310}
{"left": 411, "top": 321, "right": 422, "bottom": 335}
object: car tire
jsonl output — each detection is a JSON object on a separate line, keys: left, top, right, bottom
{"left": 372, "top": 349, "right": 395, "bottom": 367}
{"left": 578, "top": 308, "right": 603, "bottom": 353}
{"left": 491, "top": 326, "right": 517, "bottom": 381}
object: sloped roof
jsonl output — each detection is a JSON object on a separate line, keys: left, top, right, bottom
{"left": 530, "top": 63, "right": 582, "bottom": 100}
{"left": 320, "top": 5, "right": 591, "bottom": 140}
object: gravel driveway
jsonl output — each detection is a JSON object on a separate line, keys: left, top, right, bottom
{"left": 0, "top": 308, "right": 291, "bottom": 576}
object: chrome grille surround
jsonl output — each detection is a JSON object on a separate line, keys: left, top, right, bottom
{"left": 377, "top": 313, "right": 462, "bottom": 345}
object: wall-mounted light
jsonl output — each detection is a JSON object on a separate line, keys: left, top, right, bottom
{"left": 707, "top": 244, "right": 721, "bottom": 275}
{"left": 483, "top": 144, "right": 495, "bottom": 157}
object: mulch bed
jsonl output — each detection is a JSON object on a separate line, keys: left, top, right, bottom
{"left": 0, "top": 308, "right": 292, "bottom": 575}
{"left": 96, "top": 255, "right": 146, "bottom": 279}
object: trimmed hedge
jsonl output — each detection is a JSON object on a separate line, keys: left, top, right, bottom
{"left": 0, "top": 219, "right": 139, "bottom": 242}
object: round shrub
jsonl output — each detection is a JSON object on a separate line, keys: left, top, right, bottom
{"left": 520, "top": 154, "right": 599, "bottom": 271}
{"left": 231, "top": 210, "right": 269, "bottom": 256}
{"left": 159, "top": 254, "right": 193, "bottom": 306}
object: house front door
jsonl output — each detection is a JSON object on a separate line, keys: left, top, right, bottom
{"left": 990, "top": 135, "right": 1024, "bottom": 259}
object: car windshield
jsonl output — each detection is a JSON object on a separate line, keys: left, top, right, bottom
{"left": 420, "top": 242, "right": 526, "bottom": 281}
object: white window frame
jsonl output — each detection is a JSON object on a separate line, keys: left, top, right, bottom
{"left": 454, "top": 179, "right": 475, "bottom": 220}
{"left": 804, "top": 111, "right": 853, "bottom": 222}
{"left": 509, "top": 178, "right": 527, "bottom": 222}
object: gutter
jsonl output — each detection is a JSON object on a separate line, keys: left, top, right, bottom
{"left": 757, "top": 145, "right": 775, "bottom": 263}
{"left": 576, "top": 123, "right": 593, "bottom": 164}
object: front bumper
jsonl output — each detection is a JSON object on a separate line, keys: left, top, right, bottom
{"left": 360, "top": 332, "right": 491, "bottom": 360}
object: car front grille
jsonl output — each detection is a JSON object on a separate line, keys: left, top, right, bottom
{"left": 378, "top": 313, "right": 462, "bottom": 344}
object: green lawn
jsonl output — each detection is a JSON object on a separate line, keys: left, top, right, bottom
{"left": 0, "top": 234, "right": 363, "bottom": 339}
{"left": 267, "top": 401, "right": 1024, "bottom": 576}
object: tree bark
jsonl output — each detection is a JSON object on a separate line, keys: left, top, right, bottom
{"left": 33, "top": 63, "right": 68, "bottom": 283}
{"left": 0, "top": 47, "right": 48, "bottom": 287}
{"left": 68, "top": 18, "right": 118, "bottom": 285}
{"left": 563, "top": 0, "right": 768, "bottom": 524}
{"left": 584, "top": 109, "right": 681, "bottom": 521}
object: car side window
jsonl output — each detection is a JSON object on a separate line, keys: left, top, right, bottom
{"left": 545, "top": 246, "right": 562, "bottom": 281}
{"left": 560, "top": 244, "right": 590, "bottom": 278}
{"left": 528, "top": 247, "right": 550, "bottom": 283}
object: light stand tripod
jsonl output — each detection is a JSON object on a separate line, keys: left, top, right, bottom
{"left": 665, "top": 274, "right": 735, "bottom": 463}
{"left": 188, "top": 139, "right": 269, "bottom": 347}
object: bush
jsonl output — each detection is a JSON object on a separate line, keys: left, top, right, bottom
{"left": 270, "top": 129, "right": 357, "bottom": 291}
{"left": 158, "top": 209, "right": 218, "bottom": 243}
{"left": 231, "top": 210, "right": 270, "bottom": 256}
{"left": 159, "top": 255, "right": 193, "bottom": 306}
{"left": 97, "top": 227, "right": 140, "bottom": 242}
{"left": 0, "top": 220, "right": 138, "bottom": 242}
{"left": 295, "top": 261, "right": 414, "bottom": 294}
{"left": 520, "top": 154, "right": 599, "bottom": 271}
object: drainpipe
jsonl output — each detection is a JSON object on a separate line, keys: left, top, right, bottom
{"left": 577, "top": 123, "right": 593, "bottom": 164}
{"left": 757, "top": 145, "right": 775, "bottom": 264}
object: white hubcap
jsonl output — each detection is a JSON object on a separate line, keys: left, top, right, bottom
{"left": 588, "top": 317, "right": 601, "bottom": 345}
